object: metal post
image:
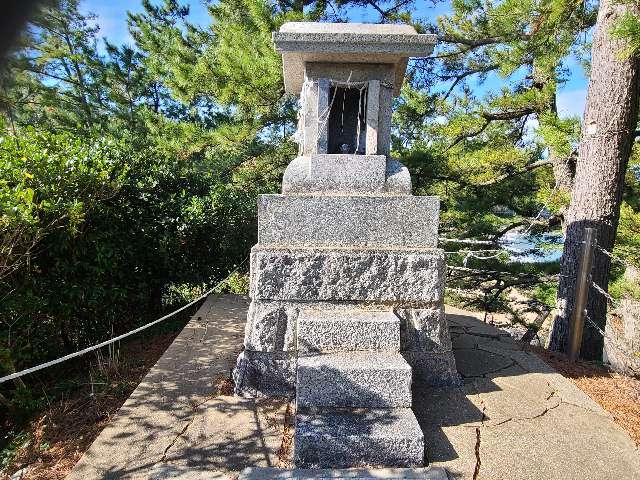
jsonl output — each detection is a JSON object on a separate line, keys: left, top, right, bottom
{"left": 568, "top": 227, "right": 597, "bottom": 362}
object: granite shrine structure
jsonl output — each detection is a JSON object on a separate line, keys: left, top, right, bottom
{"left": 233, "top": 22, "right": 460, "bottom": 469}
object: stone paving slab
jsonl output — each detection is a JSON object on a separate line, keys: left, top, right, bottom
{"left": 68, "top": 295, "right": 288, "bottom": 480}
{"left": 421, "top": 306, "right": 640, "bottom": 479}
{"left": 68, "top": 296, "right": 640, "bottom": 479}
{"left": 238, "top": 466, "right": 448, "bottom": 479}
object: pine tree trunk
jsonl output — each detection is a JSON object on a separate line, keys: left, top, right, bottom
{"left": 549, "top": 150, "right": 575, "bottom": 192}
{"left": 549, "top": 0, "right": 640, "bottom": 358}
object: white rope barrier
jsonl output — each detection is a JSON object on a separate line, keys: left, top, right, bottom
{"left": 584, "top": 315, "right": 640, "bottom": 371}
{"left": 0, "top": 260, "right": 247, "bottom": 385}
{"left": 590, "top": 281, "right": 620, "bottom": 308}
{"left": 438, "top": 237, "right": 496, "bottom": 245}
{"left": 597, "top": 245, "right": 637, "bottom": 270}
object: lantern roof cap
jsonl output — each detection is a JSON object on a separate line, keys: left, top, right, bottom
{"left": 273, "top": 22, "right": 436, "bottom": 95}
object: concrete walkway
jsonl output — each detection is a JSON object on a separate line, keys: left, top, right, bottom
{"left": 68, "top": 295, "right": 640, "bottom": 479}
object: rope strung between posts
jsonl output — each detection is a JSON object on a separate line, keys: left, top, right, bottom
{"left": 444, "top": 249, "right": 502, "bottom": 255}
{"left": 447, "top": 265, "right": 542, "bottom": 278}
{"left": 596, "top": 245, "right": 636, "bottom": 270}
{"left": 439, "top": 237, "right": 496, "bottom": 246}
{"left": 590, "top": 280, "right": 620, "bottom": 308}
{"left": 584, "top": 314, "right": 640, "bottom": 371}
{"left": 0, "top": 258, "right": 249, "bottom": 385}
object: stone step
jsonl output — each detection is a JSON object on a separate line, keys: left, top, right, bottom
{"left": 238, "top": 466, "right": 448, "bottom": 479}
{"left": 294, "top": 408, "right": 424, "bottom": 469}
{"left": 296, "top": 352, "right": 412, "bottom": 408}
{"left": 297, "top": 309, "right": 400, "bottom": 353}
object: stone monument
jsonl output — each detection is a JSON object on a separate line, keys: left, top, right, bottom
{"left": 233, "top": 22, "right": 460, "bottom": 469}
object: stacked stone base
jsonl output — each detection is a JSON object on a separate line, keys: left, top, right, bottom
{"left": 292, "top": 307, "right": 423, "bottom": 468}
{"left": 233, "top": 245, "right": 460, "bottom": 468}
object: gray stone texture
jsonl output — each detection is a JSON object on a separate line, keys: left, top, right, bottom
{"left": 240, "top": 301, "right": 459, "bottom": 387}
{"left": 396, "top": 306, "right": 452, "bottom": 352}
{"left": 294, "top": 408, "right": 424, "bottom": 468}
{"left": 365, "top": 80, "right": 380, "bottom": 154}
{"left": 297, "top": 308, "right": 400, "bottom": 353}
{"left": 385, "top": 158, "right": 412, "bottom": 193}
{"left": 296, "top": 352, "right": 412, "bottom": 408}
{"left": 233, "top": 350, "right": 296, "bottom": 397}
{"left": 282, "top": 154, "right": 386, "bottom": 194}
{"left": 402, "top": 350, "right": 461, "bottom": 388}
{"left": 282, "top": 155, "right": 411, "bottom": 195}
{"left": 274, "top": 22, "right": 436, "bottom": 96}
{"left": 242, "top": 301, "right": 297, "bottom": 352}
{"left": 257, "top": 195, "right": 439, "bottom": 248}
{"left": 239, "top": 22, "right": 458, "bottom": 471}
{"left": 250, "top": 247, "right": 445, "bottom": 303}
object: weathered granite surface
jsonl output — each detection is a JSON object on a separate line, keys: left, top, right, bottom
{"left": 250, "top": 247, "right": 445, "bottom": 302}
{"left": 396, "top": 307, "right": 452, "bottom": 352}
{"left": 295, "top": 408, "right": 424, "bottom": 468}
{"left": 297, "top": 352, "right": 412, "bottom": 408}
{"left": 257, "top": 196, "right": 439, "bottom": 248}
{"left": 243, "top": 301, "right": 451, "bottom": 352}
{"left": 242, "top": 300, "right": 460, "bottom": 395}
{"left": 236, "top": 21, "right": 456, "bottom": 470}
{"left": 233, "top": 350, "right": 296, "bottom": 397}
{"left": 274, "top": 22, "right": 436, "bottom": 96}
{"left": 386, "top": 158, "right": 412, "bottom": 193}
{"left": 281, "top": 154, "right": 387, "bottom": 194}
{"left": 402, "top": 350, "right": 461, "bottom": 388}
{"left": 242, "top": 301, "right": 298, "bottom": 352}
{"left": 297, "top": 308, "right": 400, "bottom": 353}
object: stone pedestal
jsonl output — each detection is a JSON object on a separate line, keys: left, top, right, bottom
{"left": 233, "top": 22, "right": 459, "bottom": 469}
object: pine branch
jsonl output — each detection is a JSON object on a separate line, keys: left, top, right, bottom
{"left": 437, "top": 34, "right": 504, "bottom": 47}
{"left": 477, "top": 159, "right": 552, "bottom": 186}
{"left": 441, "top": 64, "right": 500, "bottom": 99}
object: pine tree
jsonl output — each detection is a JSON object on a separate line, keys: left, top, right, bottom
{"left": 549, "top": 0, "right": 640, "bottom": 358}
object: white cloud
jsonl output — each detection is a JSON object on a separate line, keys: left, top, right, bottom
{"left": 556, "top": 88, "right": 587, "bottom": 119}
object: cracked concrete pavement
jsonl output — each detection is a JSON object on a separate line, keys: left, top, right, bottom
{"left": 68, "top": 295, "right": 289, "bottom": 480}
{"left": 68, "top": 296, "right": 640, "bottom": 479}
{"left": 419, "top": 306, "right": 640, "bottom": 479}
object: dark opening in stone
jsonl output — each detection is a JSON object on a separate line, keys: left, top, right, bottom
{"left": 327, "top": 85, "right": 367, "bottom": 154}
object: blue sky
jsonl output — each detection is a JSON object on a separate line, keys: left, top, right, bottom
{"left": 82, "top": 0, "right": 588, "bottom": 118}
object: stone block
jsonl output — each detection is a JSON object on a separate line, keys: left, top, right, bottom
{"left": 273, "top": 22, "right": 437, "bottom": 96}
{"left": 402, "top": 351, "right": 461, "bottom": 388}
{"left": 281, "top": 154, "right": 387, "bottom": 194}
{"left": 296, "top": 352, "right": 412, "bottom": 408}
{"left": 396, "top": 306, "right": 452, "bottom": 352}
{"left": 243, "top": 301, "right": 297, "bottom": 352}
{"left": 257, "top": 195, "right": 438, "bottom": 248}
{"left": 385, "top": 158, "right": 411, "bottom": 193}
{"left": 233, "top": 350, "right": 296, "bottom": 397}
{"left": 294, "top": 408, "right": 424, "bottom": 468}
{"left": 297, "top": 308, "right": 400, "bottom": 353}
{"left": 250, "top": 247, "right": 445, "bottom": 303}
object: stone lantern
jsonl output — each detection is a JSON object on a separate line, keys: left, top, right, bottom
{"left": 233, "top": 22, "right": 459, "bottom": 469}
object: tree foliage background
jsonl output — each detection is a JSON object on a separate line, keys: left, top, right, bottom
{"left": 0, "top": 0, "right": 638, "bottom": 430}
